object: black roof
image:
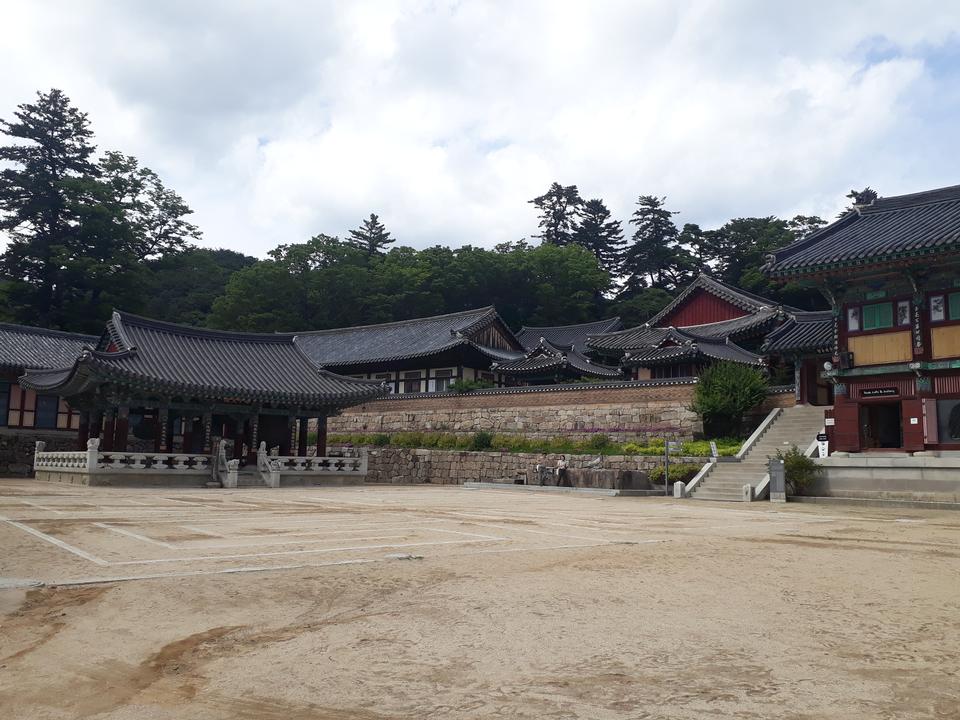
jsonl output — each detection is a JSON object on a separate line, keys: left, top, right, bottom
{"left": 293, "top": 307, "right": 524, "bottom": 367}
{"left": 621, "top": 329, "right": 763, "bottom": 367}
{"left": 494, "top": 338, "right": 623, "bottom": 379}
{"left": 515, "top": 317, "right": 622, "bottom": 352}
{"left": 647, "top": 274, "right": 794, "bottom": 326}
{"left": 20, "top": 312, "right": 387, "bottom": 408}
{"left": 761, "top": 311, "right": 834, "bottom": 355}
{"left": 765, "top": 184, "right": 960, "bottom": 276}
{"left": 0, "top": 323, "right": 97, "bottom": 371}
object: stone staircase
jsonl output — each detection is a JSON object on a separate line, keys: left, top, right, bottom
{"left": 690, "top": 404, "right": 828, "bottom": 502}
{"left": 236, "top": 470, "right": 266, "bottom": 487}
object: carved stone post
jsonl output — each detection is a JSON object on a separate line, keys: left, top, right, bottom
{"left": 202, "top": 411, "right": 213, "bottom": 454}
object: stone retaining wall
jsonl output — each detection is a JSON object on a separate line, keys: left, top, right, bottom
{"left": 363, "top": 447, "right": 709, "bottom": 486}
{"left": 332, "top": 381, "right": 702, "bottom": 442}
{"left": 0, "top": 429, "right": 77, "bottom": 476}
{"left": 331, "top": 381, "right": 795, "bottom": 442}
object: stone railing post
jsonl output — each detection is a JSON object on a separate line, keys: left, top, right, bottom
{"left": 224, "top": 460, "right": 239, "bottom": 488}
{"left": 86, "top": 438, "right": 101, "bottom": 472}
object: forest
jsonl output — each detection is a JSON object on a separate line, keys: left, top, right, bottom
{"left": 0, "top": 89, "right": 832, "bottom": 336}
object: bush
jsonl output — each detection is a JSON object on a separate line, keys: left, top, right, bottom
{"left": 775, "top": 445, "right": 823, "bottom": 496}
{"left": 692, "top": 361, "right": 768, "bottom": 437}
{"left": 586, "top": 434, "right": 612, "bottom": 451}
{"left": 371, "top": 433, "right": 390, "bottom": 447}
{"left": 648, "top": 463, "right": 700, "bottom": 484}
{"left": 449, "top": 379, "right": 494, "bottom": 393}
{"left": 621, "top": 442, "right": 644, "bottom": 455}
{"left": 470, "top": 431, "right": 493, "bottom": 451}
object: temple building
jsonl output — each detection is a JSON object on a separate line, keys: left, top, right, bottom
{"left": 20, "top": 311, "right": 387, "bottom": 466}
{"left": 587, "top": 275, "right": 795, "bottom": 379}
{"left": 493, "top": 318, "right": 625, "bottom": 384}
{"left": 292, "top": 307, "right": 525, "bottom": 392}
{"left": 765, "top": 184, "right": 960, "bottom": 454}
{"left": 0, "top": 323, "right": 97, "bottom": 444}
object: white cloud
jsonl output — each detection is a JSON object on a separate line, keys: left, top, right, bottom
{"left": 1, "top": 0, "right": 959, "bottom": 255}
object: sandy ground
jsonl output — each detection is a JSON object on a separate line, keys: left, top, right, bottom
{"left": 0, "top": 480, "right": 958, "bottom": 719}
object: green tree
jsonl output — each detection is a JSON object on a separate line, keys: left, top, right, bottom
{"left": 348, "top": 213, "right": 394, "bottom": 255}
{"left": 691, "top": 361, "right": 768, "bottom": 436}
{"left": 572, "top": 198, "right": 624, "bottom": 274}
{"left": 621, "top": 195, "right": 692, "bottom": 292}
{"left": 786, "top": 214, "right": 826, "bottom": 240}
{"left": 529, "top": 182, "right": 582, "bottom": 246}
{"left": 0, "top": 89, "right": 97, "bottom": 327}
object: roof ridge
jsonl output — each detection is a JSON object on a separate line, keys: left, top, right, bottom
{"left": 113, "top": 310, "right": 295, "bottom": 344}
{"left": 0, "top": 322, "right": 98, "bottom": 342}
{"left": 519, "top": 317, "right": 621, "bottom": 332}
{"left": 293, "top": 306, "right": 497, "bottom": 336}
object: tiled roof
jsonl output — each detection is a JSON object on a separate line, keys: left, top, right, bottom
{"left": 765, "top": 184, "right": 960, "bottom": 276}
{"left": 761, "top": 311, "right": 835, "bottom": 355}
{"left": 622, "top": 331, "right": 763, "bottom": 367}
{"left": 293, "top": 307, "right": 524, "bottom": 367}
{"left": 494, "top": 338, "right": 623, "bottom": 379}
{"left": 515, "top": 317, "right": 622, "bottom": 352}
{"left": 587, "top": 309, "right": 783, "bottom": 352}
{"left": 20, "top": 312, "right": 387, "bottom": 407}
{"left": 647, "top": 274, "right": 796, "bottom": 326}
{"left": 0, "top": 323, "right": 97, "bottom": 371}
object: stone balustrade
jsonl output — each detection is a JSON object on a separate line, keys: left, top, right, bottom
{"left": 34, "top": 439, "right": 211, "bottom": 476}
{"left": 272, "top": 453, "right": 367, "bottom": 474}
{"left": 33, "top": 450, "right": 89, "bottom": 471}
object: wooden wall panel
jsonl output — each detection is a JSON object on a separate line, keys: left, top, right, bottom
{"left": 931, "top": 326, "right": 960, "bottom": 360}
{"left": 657, "top": 290, "right": 748, "bottom": 327}
{"left": 848, "top": 331, "right": 912, "bottom": 366}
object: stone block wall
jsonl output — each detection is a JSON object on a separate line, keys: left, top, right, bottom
{"left": 363, "top": 447, "right": 709, "bottom": 486}
{"left": 331, "top": 380, "right": 703, "bottom": 442}
{"left": 0, "top": 429, "right": 78, "bottom": 476}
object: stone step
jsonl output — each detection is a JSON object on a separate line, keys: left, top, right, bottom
{"left": 692, "top": 492, "right": 745, "bottom": 502}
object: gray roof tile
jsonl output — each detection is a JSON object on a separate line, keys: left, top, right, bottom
{"left": 0, "top": 323, "right": 97, "bottom": 371}
{"left": 515, "top": 317, "right": 622, "bottom": 352}
{"left": 766, "top": 184, "right": 960, "bottom": 275}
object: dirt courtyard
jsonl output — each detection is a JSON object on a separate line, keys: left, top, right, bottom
{"left": 0, "top": 480, "right": 958, "bottom": 719}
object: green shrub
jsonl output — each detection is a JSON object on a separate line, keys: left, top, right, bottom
{"left": 621, "top": 442, "right": 644, "bottom": 455}
{"left": 392, "top": 431, "right": 424, "bottom": 447}
{"left": 470, "top": 431, "right": 493, "bottom": 451}
{"left": 648, "top": 463, "right": 701, "bottom": 484}
{"left": 436, "top": 433, "right": 460, "bottom": 449}
{"left": 692, "top": 361, "right": 768, "bottom": 437}
{"left": 775, "top": 445, "right": 823, "bottom": 496}
{"left": 371, "top": 433, "right": 390, "bottom": 446}
{"left": 586, "top": 434, "right": 612, "bottom": 451}
{"left": 449, "top": 379, "right": 494, "bottom": 393}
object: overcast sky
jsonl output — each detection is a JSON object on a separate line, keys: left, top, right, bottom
{"left": 2, "top": 1, "right": 960, "bottom": 257}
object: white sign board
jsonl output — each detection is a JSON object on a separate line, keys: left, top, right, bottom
{"left": 816, "top": 432, "right": 829, "bottom": 459}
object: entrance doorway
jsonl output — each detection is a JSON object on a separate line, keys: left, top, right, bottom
{"left": 860, "top": 402, "right": 902, "bottom": 449}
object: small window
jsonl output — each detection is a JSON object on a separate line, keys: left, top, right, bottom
{"left": 847, "top": 307, "right": 860, "bottom": 332}
{"left": 897, "top": 300, "right": 911, "bottom": 327}
{"left": 931, "top": 295, "right": 946, "bottom": 322}
{"left": 950, "top": 292, "right": 960, "bottom": 320}
{"left": 402, "top": 372, "right": 422, "bottom": 394}
{"left": 862, "top": 302, "right": 893, "bottom": 331}
{"left": 35, "top": 395, "right": 59, "bottom": 429}
{"left": 433, "top": 368, "right": 454, "bottom": 392}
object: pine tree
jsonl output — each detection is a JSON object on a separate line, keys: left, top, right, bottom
{"left": 572, "top": 198, "right": 624, "bottom": 273}
{"left": 621, "top": 195, "right": 690, "bottom": 292}
{"left": 529, "top": 182, "right": 582, "bottom": 246}
{"left": 348, "top": 213, "right": 394, "bottom": 255}
{"left": 0, "top": 89, "right": 97, "bottom": 326}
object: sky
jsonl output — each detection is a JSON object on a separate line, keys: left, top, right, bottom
{"left": 2, "top": 0, "right": 960, "bottom": 257}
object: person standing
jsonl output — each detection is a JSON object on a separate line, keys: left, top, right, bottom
{"left": 556, "top": 455, "right": 569, "bottom": 487}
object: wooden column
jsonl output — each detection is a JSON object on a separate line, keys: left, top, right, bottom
{"left": 113, "top": 406, "right": 130, "bottom": 452}
{"left": 102, "top": 409, "right": 116, "bottom": 452}
{"left": 280, "top": 415, "right": 294, "bottom": 456}
{"left": 315, "top": 415, "right": 327, "bottom": 457}
{"left": 78, "top": 411, "right": 91, "bottom": 450}
{"left": 235, "top": 418, "right": 247, "bottom": 461}
{"left": 202, "top": 412, "right": 213, "bottom": 453}
{"left": 297, "top": 417, "right": 308, "bottom": 457}
{"left": 155, "top": 407, "right": 167, "bottom": 453}
{"left": 247, "top": 415, "right": 260, "bottom": 463}
{"left": 164, "top": 411, "right": 175, "bottom": 453}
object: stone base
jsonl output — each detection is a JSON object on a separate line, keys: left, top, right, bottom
{"left": 277, "top": 474, "right": 367, "bottom": 487}
{"left": 813, "top": 455, "right": 960, "bottom": 503}
{"left": 36, "top": 470, "right": 211, "bottom": 488}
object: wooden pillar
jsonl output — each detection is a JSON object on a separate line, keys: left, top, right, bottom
{"left": 279, "top": 415, "right": 294, "bottom": 456}
{"left": 297, "top": 417, "right": 308, "bottom": 457}
{"left": 164, "top": 411, "right": 176, "bottom": 453}
{"left": 235, "top": 418, "right": 247, "bottom": 461}
{"left": 315, "top": 415, "right": 327, "bottom": 457}
{"left": 78, "top": 411, "right": 91, "bottom": 450}
{"left": 202, "top": 412, "right": 213, "bottom": 453}
{"left": 247, "top": 415, "right": 260, "bottom": 463}
{"left": 155, "top": 407, "right": 167, "bottom": 453}
{"left": 102, "top": 409, "right": 116, "bottom": 452}
{"left": 113, "top": 406, "right": 130, "bottom": 452}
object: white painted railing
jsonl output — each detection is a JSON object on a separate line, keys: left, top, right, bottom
{"left": 34, "top": 439, "right": 211, "bottom": 474}
{"left": 271, "top": 452, "right": 367, "bottom": 474}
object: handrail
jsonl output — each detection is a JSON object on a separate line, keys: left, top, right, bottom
{"left": 735, "top": 407, "right": 782, "bottom": 460}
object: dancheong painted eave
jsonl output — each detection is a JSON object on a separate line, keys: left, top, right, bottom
{"left": 18, "top": 311, "right": 388, "bottom": 408}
